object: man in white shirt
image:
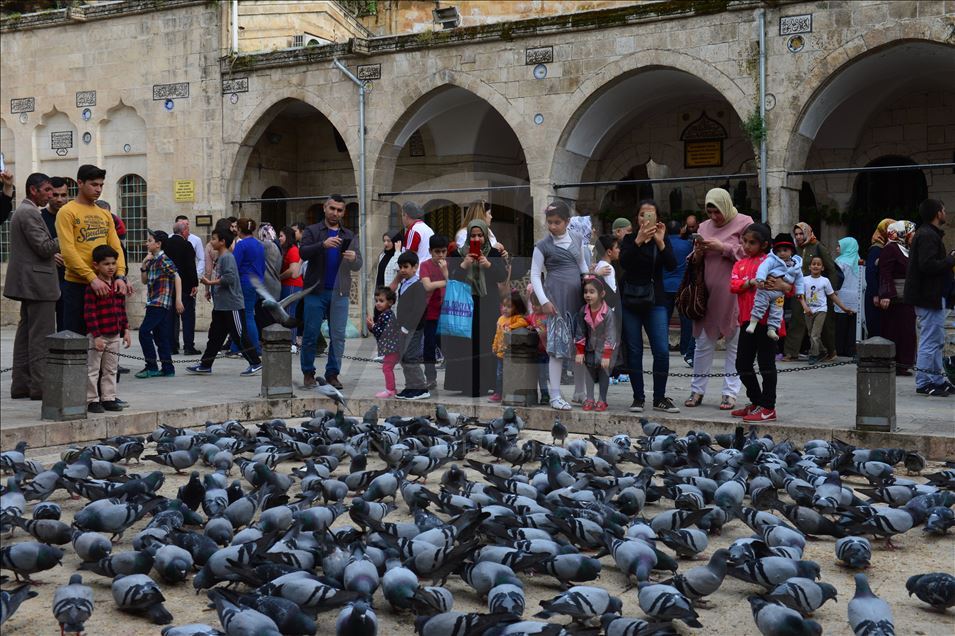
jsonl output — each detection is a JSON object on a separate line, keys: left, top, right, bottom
{"left": 175, "top": 214, "right": 205, "bottom": 278}
{"left": 400, "top": 202, "right": 434, "bottom": 265}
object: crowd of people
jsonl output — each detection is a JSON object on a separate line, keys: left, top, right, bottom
{"left": 3, "top": 164, "right": 954, "bottom": 417}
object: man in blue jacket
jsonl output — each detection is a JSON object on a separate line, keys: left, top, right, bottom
{"left": 299, "top": 194, "right": 362, "bottom": 390}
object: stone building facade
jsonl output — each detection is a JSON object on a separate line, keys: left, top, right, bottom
{"left": 2, "top": 0, "right": 953, "bottom": 327}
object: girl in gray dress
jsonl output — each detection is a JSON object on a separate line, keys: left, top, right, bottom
{"left": 530, "top": 201, "right": 589, "bottom": 410}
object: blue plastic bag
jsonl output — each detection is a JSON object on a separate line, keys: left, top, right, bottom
{"left": 438, "top": 279, "right": 475, "bottom": 338}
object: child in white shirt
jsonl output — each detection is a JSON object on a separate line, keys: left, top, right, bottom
{"left": 802, "top": 255, "right": 854, "bottom": 364}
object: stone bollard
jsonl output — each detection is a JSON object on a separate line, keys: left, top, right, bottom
{"left": 261, "top": 324, "right": 293, "bottom": 399}
{"left": 855, "top": 336, "right": 896, "bottom": 432}
{"left": 42, "top": 331, "right": 89, "bottom": 421}
{"left": 503, "top": 328, "right": 540, "bottom": 407}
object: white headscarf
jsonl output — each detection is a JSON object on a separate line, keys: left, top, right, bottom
{"left": 887, "top": 220, "right": 914, "bottom": 257}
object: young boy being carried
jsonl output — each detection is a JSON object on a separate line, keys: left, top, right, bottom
{"left": 746, "top": 232, "right": 804, "bottom": 341}
{"left": 188, "top": 227, "right": 263, "bottom": 376}
{"left": 395, "top": 251, "right": 429, "bottom": 400}
{"left": 84, "top": 245, "right": 131, "bottom": 413}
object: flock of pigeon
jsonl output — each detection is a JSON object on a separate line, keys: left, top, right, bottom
{"left": 1, "top": 403, "right": 953, "bottom": 636}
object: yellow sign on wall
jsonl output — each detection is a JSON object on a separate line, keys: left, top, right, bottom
{"left": 174, "top": 179, "right": 195, "bottom": 202}
{"left": 684, "top": 140, "right": 723, "bottom": 168}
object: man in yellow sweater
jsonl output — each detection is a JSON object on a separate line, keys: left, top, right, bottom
{"left": 56, "top": 164, "right": 129, "bottom": 335}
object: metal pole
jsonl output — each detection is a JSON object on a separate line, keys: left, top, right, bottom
{"left": 231, "top": 0, "right": 239, "bottom": 55}
{"left": 788, "top": 162, "right": 955, "bottom": 176}
{"left": 333, "top": 58, "right": 369, "bottom": 337}
{"left": 377, "top": 184, "right": 532, "bottom": 198}
{"left": 554, "top": 172, "right": 758, "bottom": 189}
{"left": 758, "top": 9, "right": 768, "bottom": 224}
{"left": 230, "top": 194, "right": 358, "bottom": 205}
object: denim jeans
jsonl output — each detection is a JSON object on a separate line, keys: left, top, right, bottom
{"left": 300, "top": 290, "right": 349, "bottom": 376}
{"left": 140, "top": 306, "right": 173, "bottom": 373}
{"left": 280, "top": 285, "right": 302, "bottom": 342}
{"left": 662, "top": 291, "right": 695, "bottom": 359}
{"left": 621, "top": 303, "right": 670, "bottom": 402}
{"left": 914, "top": 301, "right": 948, "bottom": 389}
{"left": 240, "top": 281, "right": 260, "bottom": 355}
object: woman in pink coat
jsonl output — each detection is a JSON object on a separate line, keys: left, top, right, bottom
{"left": 684, "top": 188, "right": 754, "bottom": 410}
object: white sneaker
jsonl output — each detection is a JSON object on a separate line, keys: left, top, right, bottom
{"left": 373, "top": 355, "right": 384, "bottom": 363}
{"left": 290, "top": 344, "right": 299, "bottom": 354}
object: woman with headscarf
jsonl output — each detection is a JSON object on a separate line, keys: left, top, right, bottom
{"left": 684, "top": 188, "right": 754, "bottom": 410}
{"left": 782, "top": 221, "right": 840, "bottom": 362}
{"left": 834, "top": 236, "right": 863, "bottom": 357}
{"left": 864, "top": 218, "right": 894, "bottom": 339}
{"left": 443, "top": 218, "right": 507, "bottom": 397}
{"left": 878, "top": 220, "right": 917, "bottom": 375}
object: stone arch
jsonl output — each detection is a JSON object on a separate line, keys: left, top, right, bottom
{"left": 783, "top": 37, "right": 955, "bottom": 174}
{"left": 225, "top": 89, "right": 355, "bottom": 203}
{"left": 547, "top": 48, "right": 753, "bottom": 188}
{"left": 369, "top": 70, "right": 535, "bottom": 195}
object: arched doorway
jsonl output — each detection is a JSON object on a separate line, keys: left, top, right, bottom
{"left": 229, "top": 98, "right": 356, "bottom": 228}
{"left": 788, "top": 40, "right": 955, "bottom": 248}
{"left": 847, "top": 155, "right": 927, "bottom": 237}
{"left": 261, "top": 186, "right": 288, "bottom": 229}
{"left": 552, "top": 67, "right": 756, "bottom": 229}
{"left": 373, "top": 85, "right": 533, "bottom": 255}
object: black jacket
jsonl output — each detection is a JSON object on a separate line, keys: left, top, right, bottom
{"left": 299, "top": 221, "right": 363, "bottom": 296}
{"left": 904, "top": 223, "right": 955, "bottom": 310}
{"left": 163, "top": 234, "right": 198, "bottom": 291}
{"left": 619, "top": 234, "right": 677, "bottom": 306}
{"left": 397, "top": 278, "right": 427, "bottom": 332}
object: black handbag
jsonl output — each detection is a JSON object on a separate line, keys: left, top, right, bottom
{"left": 621, "top": 244, "right": 656, "bottom": 313}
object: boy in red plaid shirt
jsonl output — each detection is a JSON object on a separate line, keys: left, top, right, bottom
{"left": 84, "top": 245, "right": 131, "bottom": 412}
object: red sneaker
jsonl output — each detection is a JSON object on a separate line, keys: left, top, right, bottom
{"left": 731, "top": 403, "right": 758, "bottom": 418}
{"left": 488, "top": 393, "right": 502, "bottom": 403}
{"left": 582, "top": 399, "right": 596, "bottom": 411}
{"left": 594, "top": 401, "right": 608, "bottom": 412}
{"left": 743, "top": 407, "right": 777, "bottom": 422}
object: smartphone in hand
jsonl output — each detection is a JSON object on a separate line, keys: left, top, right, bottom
{"left": 340, "top": 237, "right": 351, "bottom": 252}
{"left": 691, "top": 233, "right": 703, "bottom": 242}
{"left": 469, "top": 238, "right": 481, "bottom": 257}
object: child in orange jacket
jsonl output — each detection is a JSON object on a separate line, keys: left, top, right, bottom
{"left": 490, "top": 291, "right": 529, "bottom": 402}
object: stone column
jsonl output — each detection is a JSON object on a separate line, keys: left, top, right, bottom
{"left": 855, "top": 337, "right": 896, "bottom": 432}
{"left": 261, "top": 324, "right": 293, "bottom": 399}
{"left": 42, "top": 331, "right": 89, "bottom": 421}
{"left": 503, "top": 328, "right": 541, "bottom": 407}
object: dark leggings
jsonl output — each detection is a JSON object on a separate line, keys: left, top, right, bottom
{"left": 735, "top": 324, "right": 777, "bottom": 409}
{"left": 582, "top": 363, "right": 610, "bottom": 402}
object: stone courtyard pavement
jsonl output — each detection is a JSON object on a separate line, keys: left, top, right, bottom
{"left": 1, "top": 327, "right": 952, "bottom": 456}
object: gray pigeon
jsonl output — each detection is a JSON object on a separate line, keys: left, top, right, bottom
{"left": 767, "top": 577, "right": 838, "bottom": 616}
{"left": 848, "top": 574, "right": 895, "bottom": 636}
{"left": 748, "top": 595, "right": 822, "bottom": 635}
{"left": 664, "top": 548, "right": 730, "bottom": 602}
{"left": 637, "top": 582, "right": 702, "bottom": 628}
{"left": 208, "top": 588, "right": 280, "bottom": 636}
{"left": 381, "top": 560, "right": 421, "bottom": 611}
{"left": 143, "top": 449, "right": 200, "bottom": 473}
{"left": 112, "top": 573, "right": 173, "bottom": 624}
{"left": 536, "top": 585, "right": 622, "bottom": 621}
{"left": 488, "top": 582, "right": 525, "bottom": 616}
{"left": 905, "top": 572, "right": 955, "bottom": 610}
{"left": 0, "top": 583, "right": 37, "bottom": 625}
{"left": 161, "top": 625, "right": 225, "bottom": 636}
{"left": 72, "top": 531, "right": 112, "bottom": 562}
{"left": 0, "top": 541, "right": 63, "bottom": 582}
{"left": 153, "top": 544, "right": 194, "bottom": 583}
{"left": 250, "top": 275, "right": 318, "bottom": 328}
{"left": 835, "top": 536, "right": 871, "bottom": 569}
{"left": 336, "top": 601, "right": 377, "bottom": 636}
{"left": 53, "top": 573, "right": 95, "bottom": 634}
{"left": 601, "top": 615, "right": 678, "bottom": 636}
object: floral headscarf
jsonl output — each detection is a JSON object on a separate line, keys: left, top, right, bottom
{"left": 256, "top": 222, "right": 277, "bottom": 242}
{"left": 871, "top": 218, "right": 895, "bottom": 247}
{"left": 794, "top": 222, "right": 817, "bottom": 246}
{"left": 888, "top": 220, "right": 915, "bottom": 257}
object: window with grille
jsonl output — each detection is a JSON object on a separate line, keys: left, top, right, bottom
{"left": 64, "top": 178, "right": 78, "bottom": 198}
{"left": 118, "top": 174, "right": 147, "bottom": 264}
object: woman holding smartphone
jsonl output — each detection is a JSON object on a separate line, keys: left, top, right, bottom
{"left": 684, "top": 188, "right": 754, "bottom": 411}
